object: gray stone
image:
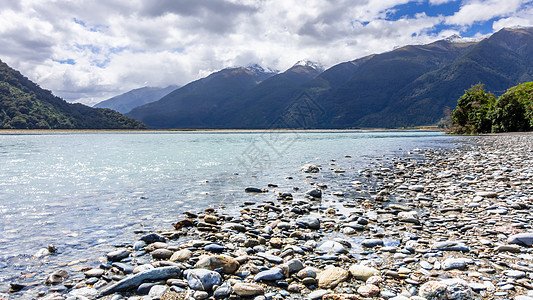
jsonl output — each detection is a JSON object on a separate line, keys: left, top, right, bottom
{"left": 148, "top": 285, "right": 169, "bottom": 298}
{"left": 408, "top": 185, "right": 424, "bottom": 192}
{"left": 254, "top": 267, "right": 284, "bottom": 281}
{"left": 296, "top": 216, "right": 320, "bottom": 229}
{"left": 468, "top": 282, "right": 487, "bottom": 291}
{"left": 184, "top": 268, "right": 222, "bottom": 291}
{"left": 137, "top": 282, "right": 157, "bottom": 295}
{"left": 508, "top": 232, "right": 533, "bottom": 247}
{"left": 361, "top": 239, "right": 384, "bottom": 248}
{"left": 504, "top": 270, "right": 526, "bottom": 278}
{"left": 84, "top": 268, "right": 104, "bottom": 278}
{"left": 283, "top": 259, "right": 304, "bottom": 274}
{"left": 297, "top": 267, "right": 319, "bottom": 279}
{"left": 106, "top": 249, "right": 130, "bottom": 262}
{"left": 419, "top": 279, "right": 473, "bottom": 299}
{"left": 441, "top": 258, "right": 467, "bottom": 271}
{"left": 433, "top": 241, "right": 470, "bottom": 252}
{"left": 221, "top": 222, "right": 246, "bottom": 232}
{"left": 306, "top": 189, "right": 322, "bottom": 198}
{"left": 67, "top": 287, "right": 98, "bottom": 298}
{"left": 133, "top": 240, "right": 146, "bottom": 251}
{"left": 398, "top": 211, "right": 420, "bottom": 224}
{"left": 194, "top": 291, "right": 209, "bottom": 300}
{"left": 316, "top": 240, "right": 348, "bottom": 254}
{"left": 256, "top": 252, "right": 284, "bottom": 264}
{"left": 420, "top": 261, "right": 433, "bottom": 270}
{"left": 476, "top": 191, "right": 498, "bottom": 198}
{"left": 213, "top": 282, "right": 232, "bottom": 299}
{"left": 140, "top": 233, "right": 165, "bottom": 244}
{"left": 45, "top": 269, "right": 69, "bottom": 285}
{"left": 151, "top": 248, "right": 173, "bottom": 260}
{"left": 308, "top": 289, "right": 330, "bottom": 300}
{"left": 98, "top": 266, "right": 182, "bottom": 296}
{"left": 112, "top": 262, "right": 134, "bottom": 274}
{"left": 301, "top": 164, "right": 320, "bottom": 173}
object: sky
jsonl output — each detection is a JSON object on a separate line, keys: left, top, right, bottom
{"left": 1, "top": 0, "right": 532, "bottom": 106}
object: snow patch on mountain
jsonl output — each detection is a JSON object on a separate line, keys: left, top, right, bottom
{"left": 245, "top": 64, "right": 278, "bottom": 75}
{"left": 293, "top": 59, "right": 324, "bottom": 71}
{"left": 444, "top": 34, "right": 487, "bottom": 44}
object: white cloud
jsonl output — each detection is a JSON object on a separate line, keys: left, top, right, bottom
{"left": 445, "top": 0, "right": 525, "bottom": 26}
{"left": 492, "top": 4, "right": 533, "bottom": 30}
{"left": 0, "top": 0, "right": 531, "bottom": 105}
{"left": 428, "top": 0, "right": 457, "bottom": 5}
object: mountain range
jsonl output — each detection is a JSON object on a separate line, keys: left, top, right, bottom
{"left": 0, "top": 60, "right": 145, "bottom": 129}
{"left": 93, "top": 85, "right": 178, "bottom": 114}
{"left": 125, "top": 27, "right": 533, "bottom": 129}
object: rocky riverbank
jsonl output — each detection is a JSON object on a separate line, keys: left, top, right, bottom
{"left": 5, "top": 134, "right": 533, "bottom": 299}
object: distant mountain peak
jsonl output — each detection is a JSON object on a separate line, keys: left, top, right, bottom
{"left": 293, "top": 59, "right": 324, "bottom": 71}
{"left": 444, "top": 34, "right": 487, "bottom": 44}
{"left": 245, "top": 63, "right": 278, "bottom": 75}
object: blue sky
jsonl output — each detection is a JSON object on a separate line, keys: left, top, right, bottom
{"left": 0, "top": 0, "right": 532, "bottom": 105}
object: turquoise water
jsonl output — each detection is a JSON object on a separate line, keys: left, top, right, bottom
{"left": 0, "top": 131, "right": 459, "bottom": 292}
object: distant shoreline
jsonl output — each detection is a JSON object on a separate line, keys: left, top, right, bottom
{"left": 0, "top": 127, "right": 443, "bottom": 134}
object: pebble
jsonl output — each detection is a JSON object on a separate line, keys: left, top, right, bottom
{"left": 441, "top": 258, "right": 468, "bottom": 271}
{"left": 357, "top": 284, "right": 380, "bottom": 297}
{"left": 232, "top": 282, "right": 264, "bottom": 297}
{"left": 419, "top": 279, "right": 473, "bottom": 299}
{"left": 106, "top": 249, "right": 130, "bottom": 262}
{"left": 184, "top": 269, "right": 222, "bottom": 291}
{"left": 254, "top": 267, "right": 284, "bottom": 281}
{"left": 301, "top": 164, "right": 320, "bottom": 173}
{"left": 508, "top": 232, "right": 533, "bottom": 247}
{"left": 349, "top": 264, "right": 379, "bottom": 281}
{"left": 317, "top": 267, "right": 349, "bottom": 289}
{"left": 195, "top": 255, "right": 240, "bottom": 274}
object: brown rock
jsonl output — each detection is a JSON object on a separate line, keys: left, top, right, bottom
{"left": 174, "top": 219, "right": 194, "bottom": 230}
{"left": 204, "top": 215, "right": 218, "bottom": 224}
{"left": 232, "top": 283, "right": 264, "bottom": 297}
{"left": 357, "top": 284, "right": 380, "bottom": 297}
{"left": 195, "top": 255, "right": 240, "bottom": 274}
{"left": 169, "top": 249, "right": 193, "bottom": 262}
{"left": 152, "top": 249, "right": 173, "bottom": 260}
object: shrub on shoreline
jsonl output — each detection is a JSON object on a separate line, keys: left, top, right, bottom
{"left": 449, "top": 82, "right": 533, "bottom": 134}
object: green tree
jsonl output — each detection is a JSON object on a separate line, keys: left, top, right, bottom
{"left": 491, "top": 92, "right": 529, "bottom": 132}
{"left": 451, "top": 83, "right": 495, "bottom": 134}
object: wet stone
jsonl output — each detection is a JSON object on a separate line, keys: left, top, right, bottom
{"left": 140, "top": 233, "right": 166, "bottom": 244}
{"left": 106, "top": 249, "right": 130, "bottom": 262}
{"left": 152, "top": 248, "right": 173, "bottom": 260}
{"left": 361, "top": 238, "right": 384, "bottom": 248}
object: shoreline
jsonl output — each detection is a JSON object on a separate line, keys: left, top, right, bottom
{"left": 4, "top": 134, "right": 532, "bottom": 299}
{"left": 0, "top": 128, "right": 444, "bottom": 134}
